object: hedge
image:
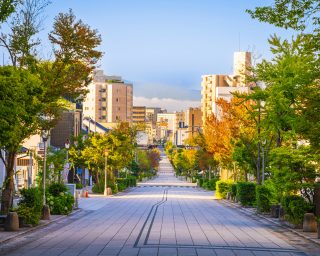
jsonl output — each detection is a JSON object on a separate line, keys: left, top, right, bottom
{"left": 230, "top": 183, "right": 237, "bottom": 200}
{"left": 256, "top": 185, "right": 272, "bottom": 213}
{"left": 236, "top": 182, "right": 256, "bottom": 206}
{"left": 281, "top": 195, "right": 313, "bottom": 225}
{"left": 216, "top": 181, "right": 233, "bottom": 199}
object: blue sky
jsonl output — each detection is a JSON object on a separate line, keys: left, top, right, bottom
{"left": 4, "top": 0, "right": 296, "bottom": 110}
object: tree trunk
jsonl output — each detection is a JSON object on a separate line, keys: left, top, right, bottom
{"left": 314, "top": 183, "right": 320, "bottom": 218}
{"left": 1, "top": 151, "right": 16, "bottom": 214}
{"left": 276, "top": 129, "right": 281, "bottom": 147}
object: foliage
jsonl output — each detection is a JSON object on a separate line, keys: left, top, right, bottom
{"left": 247, "top": 0, "right": 320, "bottom": 34}
{"left": 230, "top": 183, "right": 237, "bottom": 199}
{"left": 0, "top": 0, "right": 19, "bottom": 23}
{"left": 16, "top": 204, "right": 40, "bottom": 226}
{"left": 0, "top": 3, "right": 102, "bottom": 213}
{"left": 269, "top": 145, "right": 318, "bottom": 203}
{"left": 281, "top": 195, "right": 313, "bottom": 225}
{"left": 216, "top": 180, "right": 233, "bottom": 199}
{"left": 19, "top": 187, "right": 42, "bottom": 213}
{"left": 256, "top": 185, "right": 273, "bottom": 213}
{"left": 76, "top": 183, "right": 83, "bottom": 189}
{"left": 116, "top": 178, "right": 128, "bottom": 192}
{"left": 47, "top": 183, "right": 67, "bottom": 197}
{"left": 236, "top": 182, "right": 256, "bottom": 206}
{"left": 17, "top": 187, "right": 42, "bottom": 225}
{"left": 80, "top": 122, "right": 138, "bottom": 191}
{"left": 43, "top": 147, "right": 67, "bottom": 183}
{"left": 201, "top": 178, "right": 219, "bottom": 191}
{"left": 92, "top": 177, "right": 119, "bottom": 194}
{"left": 47, "top": 192, "right": 74, "bottom": 215}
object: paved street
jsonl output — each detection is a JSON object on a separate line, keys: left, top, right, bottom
{"left": 1, "top": 153, "right": 320, "bottom": 256}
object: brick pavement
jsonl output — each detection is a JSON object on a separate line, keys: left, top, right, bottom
{"left": 0, "top": 154, "right": 319, "bottom": 256}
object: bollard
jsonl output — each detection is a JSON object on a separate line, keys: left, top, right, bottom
{"left": 5, "top": 212, "right": 19, "bottom": 231}
{"left": 303, "top": 213, "right": 317, "bottom": 232}
{"left": 42, "top": 205, "right": 51, "bottom": 220}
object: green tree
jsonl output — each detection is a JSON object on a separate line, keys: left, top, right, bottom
{"left": 247, "top": 0, "right": 320, "bottom": 34}
{"left": 0, "top": 0, "right": 19, "bottom": 23}
{"left": 269, "top": 145, "right": 318, "bottom": 203}
{"left": 0, "top": 7, "right": 102, "bottom": 213}
{"left": 0, "top": 66, "right": 43, "bottom": 213}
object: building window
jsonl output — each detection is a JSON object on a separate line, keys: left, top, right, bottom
{"left": 118, "top": 107, "right": 120, "bottom": 111}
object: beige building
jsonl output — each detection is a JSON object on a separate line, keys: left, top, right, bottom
{"left": 157, "top": 111, "right": 187, "bottom": 144}
{"left": 201, "top": 52, "right": 251, "bottom": 123}
{"left": 132, "top": 106, "right": 146, "bottom": 123}
{"left": 185, "top": 107, "right": 202, "bottom": 138}
{"left": 83, "top": 70, "right": 133, "bottom": 125}
{"left": 146, "top": 107, "right": 162, "bottom": 124}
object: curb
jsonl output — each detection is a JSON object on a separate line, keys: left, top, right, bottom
{"left": 221, "top": 199, "right": 320, "bottom": 247}
{"left": 0, "top": 208, "right": 82, "bottom": 245}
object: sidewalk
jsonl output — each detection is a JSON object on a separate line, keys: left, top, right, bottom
{"left": 221, "top": 198, "right": 320, "bottom": 246}
{"left": 0, "top": 210, "right": 80, "bottom": 245}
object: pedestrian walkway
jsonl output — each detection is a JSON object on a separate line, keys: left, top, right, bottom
{"left": 1, "top": 152, "right": 319, "bottom": 255}
{"left": 137, "top": 153, "right": 197, "bottom": 187}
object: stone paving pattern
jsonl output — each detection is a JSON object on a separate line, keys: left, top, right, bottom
{"left": 1, "top": 152, "right": 320, "bottom": 255}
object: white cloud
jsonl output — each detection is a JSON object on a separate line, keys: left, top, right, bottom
{"left": 133, "top": 96, "right": 200, "bottom": 112}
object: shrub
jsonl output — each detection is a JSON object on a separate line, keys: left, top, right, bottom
{"left": 92, "top": 181, "right": 119, "bottom": 194}
{"left": 19, "top": 187, "right": 42, "bottom": 213}
{"left": 203, "top": 178, "right": 219, "bottom": 191}
{"left": 47, "top": 192, "right": 74, "bottom": 215}
{"left": 116, "top": 178, "right": 128, "bottom": 191}
{"left": 128, "top": 177, "right": 137, "bottom": 187}
{"left": 256, "top": 185, "right": 272, "bottom": 213}
{"left": 230, "top": 183, "right": 237, "bottom": 199}
{"left": 92, "top": 182, "right": 104, "bottom": 193}
{"left": 198, "top": 178, "right": 204, "bottom": 187}
{"left": 281, "top": 195, "right": 313, "bottom": 225}
{"left": 76, "top": 183, "right": 83, "bottom": 189}
{"left": 46, "top": 183, "right": 74, "bottom": 215}
{"left": 18, "top": 187, "right": 43, "bottom": 226}
{"left": 48, "top": 183, "right": 67, "bottom": 196}
{"left": 236, "top": 182, "right": 256, "bottom": 206}
{"left": 16, "top": 204, "right": 40, "bottom": 226}
{"left": 216, "top": 181, "right": 233, "bottom": 199}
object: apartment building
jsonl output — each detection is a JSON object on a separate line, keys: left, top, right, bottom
{"left": 132, "top": 106, "right": 146, "bottom": 123}
{"left": 185, "top": 107, "right": 202, "bottom": 138}
{"left": 83, "top": 70, "right": 133, "bottom": 125}
{"left": 157, "top": 111, "right": 187, "bottom": 144}
{"left": 146, "top": 107, "right": 162, "bottom": 124}
{"left": 201, "top": 52, "right": 251, "bottom": 123}
{"left": 51, "top": 110, "right": 82, "bottom": 148}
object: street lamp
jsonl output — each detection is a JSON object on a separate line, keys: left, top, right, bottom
{"left": 104, "top": 151, "right": 109, "bottom": 196}
{"left": 64, "top": 139, "right": 70, "bottom": 183}
{"left": 41, "top": 129, "right": 50, "bottom": 220}
{"left": 49, "top": 163, "right": 54, "bottom": 181}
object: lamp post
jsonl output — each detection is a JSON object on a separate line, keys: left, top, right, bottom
{"left": 104, "top": 151, "right": 109, "bottom": 196}
{"left": 28, "top": 150, "right": 33, "bottom": 188}
{"left": 261, "top": 139, "right": 267, "bottom": 185}
{"left": 41, "top": 129, "right": 50, "bottom": 220}
{"left": 64, "top": 139, "right": 70, "bottom": 183}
